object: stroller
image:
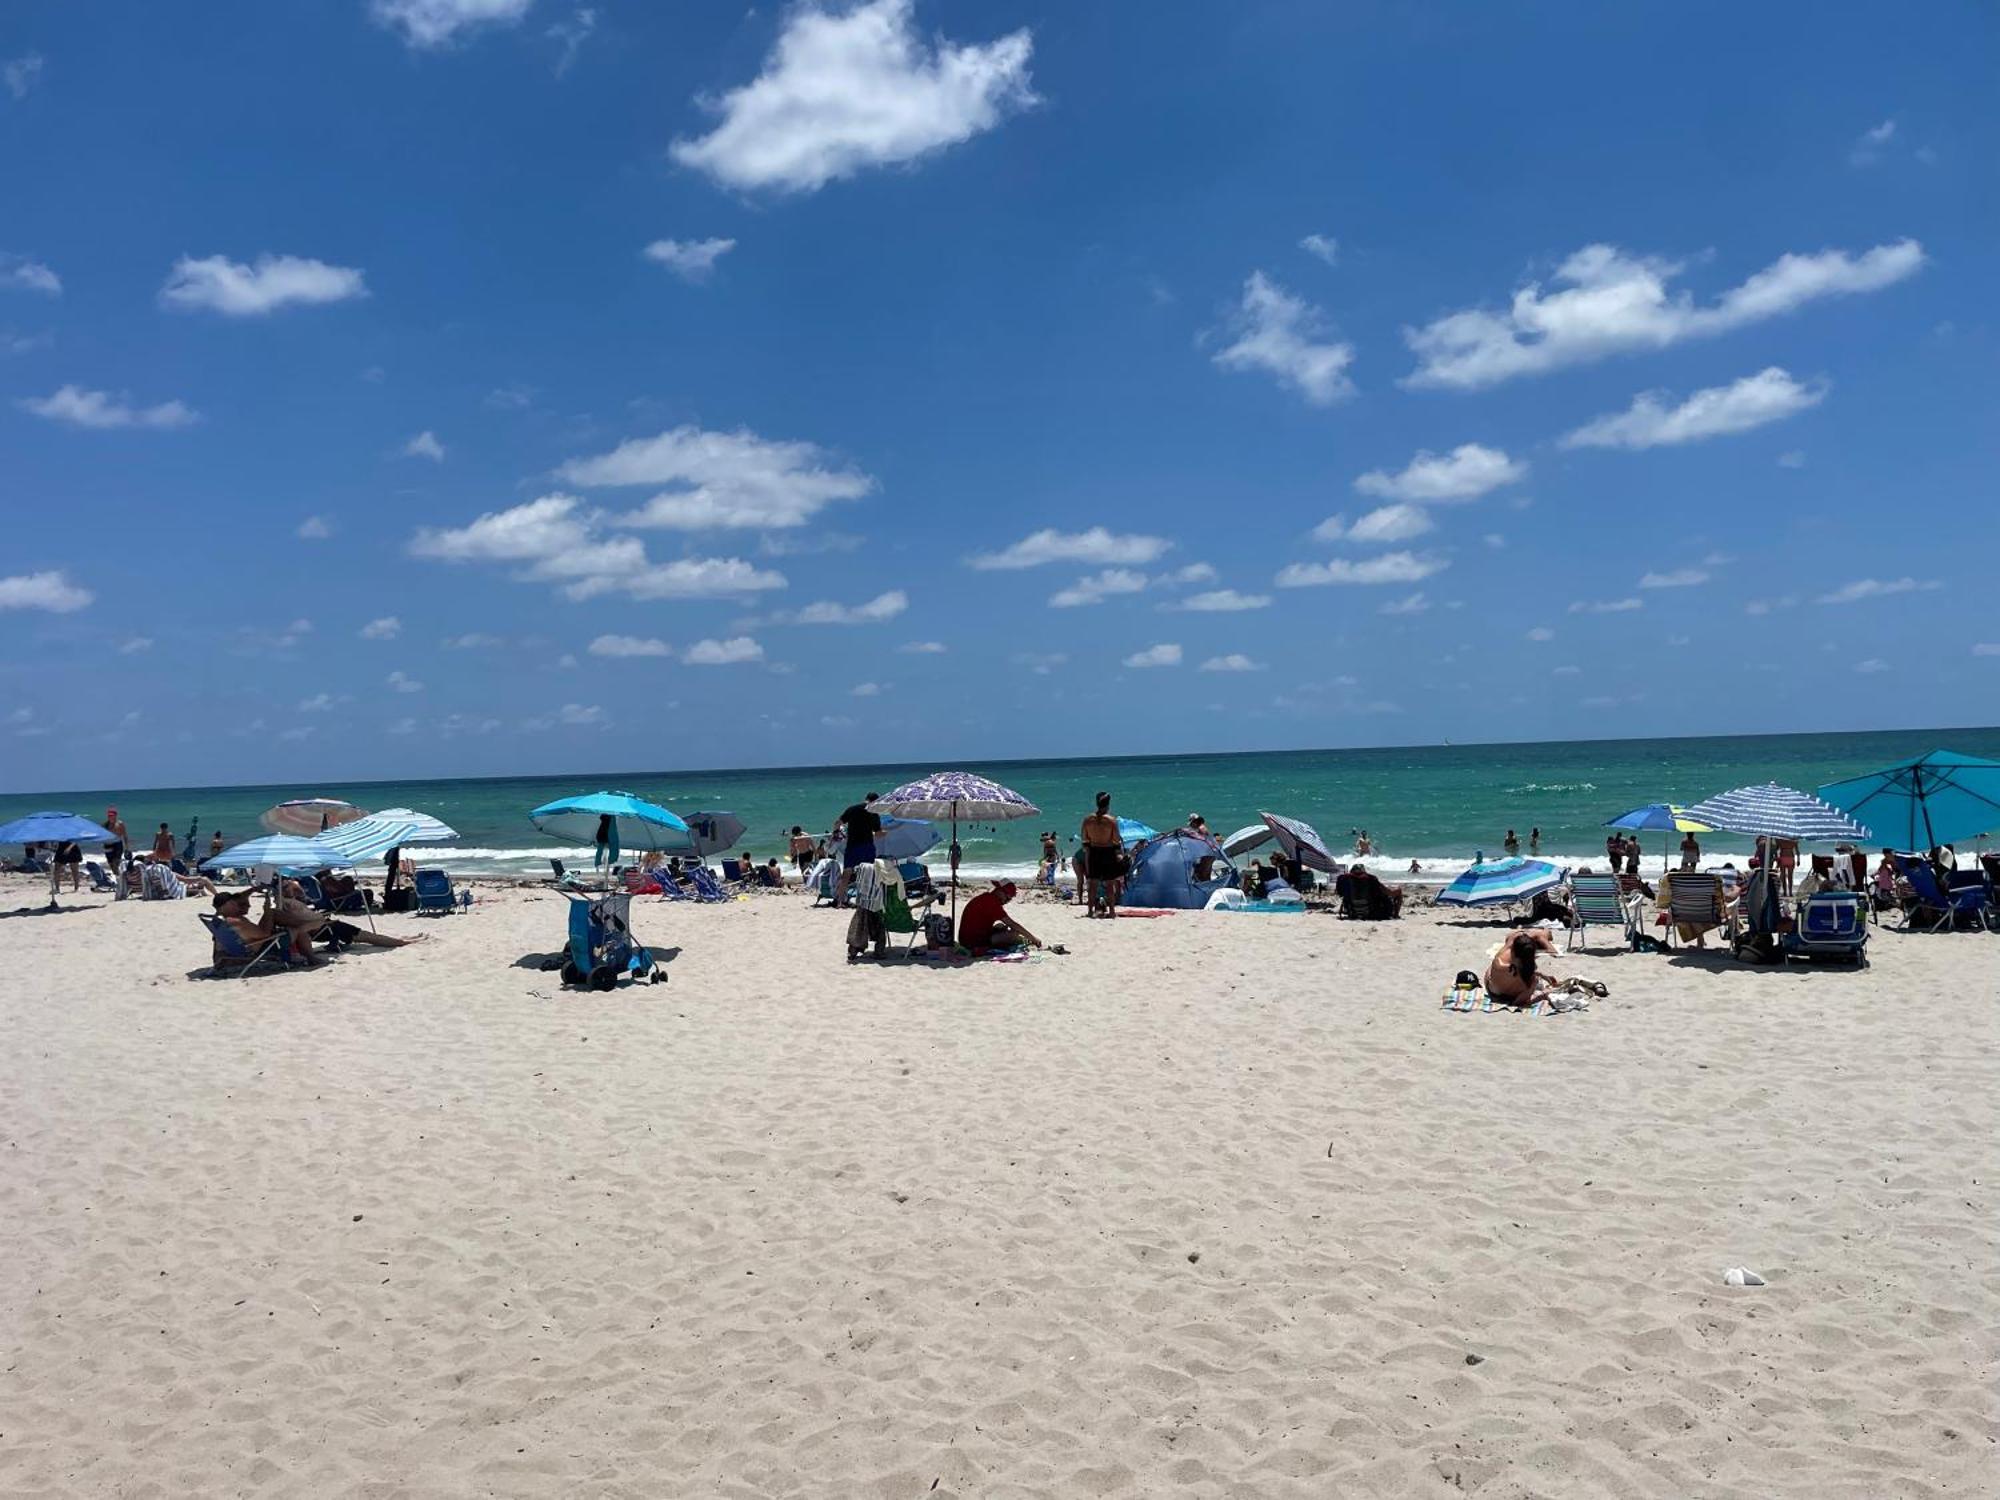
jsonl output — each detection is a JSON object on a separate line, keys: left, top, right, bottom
{"left": 559, "top": 889, "right": 665, "bottom": 990}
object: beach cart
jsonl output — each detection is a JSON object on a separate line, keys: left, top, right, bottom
{"left": 558, "top": 889, "right": 665, "bottom": 990}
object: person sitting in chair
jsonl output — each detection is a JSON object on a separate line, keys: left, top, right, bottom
{"left": 957, "top": 881, "right": 1042, "bottom": 955}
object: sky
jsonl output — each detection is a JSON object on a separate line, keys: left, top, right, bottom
{"left": 3, "top": 0, "right": 1995, "bottom": 790}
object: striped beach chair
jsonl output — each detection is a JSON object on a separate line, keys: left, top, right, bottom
{"left": 1565, "top": 873, "right": 1639, "bottom": 951}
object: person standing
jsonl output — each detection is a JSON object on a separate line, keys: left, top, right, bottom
{"left": 1622, "top": 835, "right": 1641, "bottom": 878}
{"left": 1529, "top": 827, "right": 1540, "bottom": 855}
{"left": 832, "top": 791, "right": 882, "bottom": 907}
{"left": 1605, "top": 831, "right": 1622, "bottom": 865}
{"left": 592, "top": 813, "right": 616, "bottom": 871}
{"left": 1679, "top": 830, "right": 1701, "bottom": 870}
{"left": 104, "top": 806, "right": 128, "bottom": 901}
{"left": 1037, "top": 831, "right": 1059, "bottom": 886}
{"left": 788, "top": 825, "right": 816, "bottom": 874}
{"left": 1080, "top": 791, "right": 1124, "bottom": 918}
{"left": 151, "top": 821, "right": 175, "bottom": 864}
{"left": 1775, "top": 837, "right": 1797, "bottom": 896}
{"left": 209, "top": 829, "right": 225, "bottom": 860}
{"left": 1503, "top": 828, "right": 1520, "bottom": 856}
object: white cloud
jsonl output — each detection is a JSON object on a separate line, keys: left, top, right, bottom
{"left": 4, "top": 52, "right": 44, "bottom": 100}
{"left": 1850, "top": 118, "right": 1896, "bottom": 167}
{"left": 777, "top": 589, "right": 908, "bottom": 625}
{"left": 1170, "top": 589, "right": 1271, "bottom": 612}
{"left": 589, "top": 634, "right": 672, "bottom": 658}
{"left": 644, "top": 238, "right": 736, "bottom": 282}
{"left": 160, "top": 254, "right": 367, "bottom": 316}
{"left": 386, "top": 716, "right": 419, "bottom": 736}
{"left": 117, "top": 636, "right": 153, "bottom": 654}
{"left": 360, "top": 615, "right": 402, "bottom": 640}
{"left": 486, "top": 384, "right": 534, "bottom": 410}
{"left": 1212, "top": 271, "right": 1355, "bottom": 405}
{"left": 1318, "top": 503, "right": 1435, "bottom": 544}
{"left": 1156, "top": 562, "right": 1217, "bottom": 587}
{"left": 1403, "top": 239, "right": 1925, "bottom": 389}
{"left": 403, "top": 430, "right": 446, "bottom": 462}
{"left": 1552, "top": 665, "right": 1581, "bottom": 676}
{"left": 821, "top": 714, "right": 856, "bottom": 730}
{"left": 407, "top": 493, "right": 787, "bottom": 602}
{"left": 1526, "top": 627, "right": 1554, "bottom": 641}
{"left": 19, "top": 384, "right": 198, "bottom": 430}
{"left": 371, "top": 0, "right": 533, "bottom": 49}
{"left": 278, "top": 726, "right": 315, "bottom": 742}
{"left": 899, "top": 640, "right": 947, "bottom": 654}
{"left": 683, "top": 636, "right": 764, "bottom": 665}
{"left": 548, "top": 6, "right": 595, "bottom": 73}
{"left": 968, "top": 526, "right": 1171, "bottom": 570}
{"left": 1743, "top": 596, "right": 1799, "bottom": 616}
{"left": 1275, "top": 552, "right": 1447, "bottom": 588}
{"left": 1014, "top": 651, "right": 1066, "bottom": 675}
{"left": 1124, "top": 642, "right": 1182, "bottom": 669}
{"left": 1639, "top": 568, "right": 1711, "bottom": 589}
{"left": 1354, "top": 443, "right": 1525, "bottom": 503}
{"left": 559, "top": 424, "right": 871, "bottom": 530}
{"left": 670, "top": 0, "right": 1035, "bottom": 194}
{"left": 1816, "top": 577, "right": 1941, "bottom": 605}
{"left": 386, "top": 670, "right": 424, "bottom": 693}
{"left": 0, "top": 570, "right": 92, "bottom": 612}
{"left": 1562, "top": 367, "right": 1825, "bottom": 450}
{"left": 1972, "top": 644, "right": 2000, "bottom": 657}
{"left": 1299, "top": 233, "right": 1339, "bottom": 267}
{"left": 558, "top": 702, "right": 605, "bottom": 726}
{"left": 0, "top": 254, "right": 59, "bottom": 295}
{"left": 1482, "top": 533, "right": 1506, "bottom": 549}
{"left": 1199, "top": 653, "right": 1264, "bottom": 673}
{"left": 298, "top": 693, "right": 335, "bottom": 713}
{"left": 1050, "top": 569, "right": 1149, "bottom": 608}
{"left": 850, "top": 681, "right": 882, "bottom": 697}
{"left": 1379, "top": 592, "right": 1430, "bottom": 615}
{"left": 443, "top": 632, "right": 504, "bottom": 649}
{"left": 1568, "top": 597, "right": 1643, "bottom": 613}
{"left": 1854, "top": 658, "right": 1889, "bottom": 674}
{"left": 1777, "top": 450, "right": 1806, "bottom": 469}
{"left": 297, "top": 515, "right": 333, "bottom": 540}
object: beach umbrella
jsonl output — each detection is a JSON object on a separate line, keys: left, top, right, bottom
{"left": 530, "top": 791, "right": 692, "bottom": 870}
{"left": 1681, "top": 783, "right": 1871, "bottom": 844}
{"left": 1437, "top": 855, "right": 1565, "bottom": 908}
{"left": 830, "top": 814, "right": 940, "bottom": 864}
{"left": 681, "top": 811, "right": 747, "bottom": 859}
{"left": 0, "top": 810, "right": 118, "bottom": 908}
{"left": 1259, "top": 811, "right": 1340, "bottom": 874}
{"left": 260, "top": 798, "right": 366, "bottom": 836}
{"left": 1816, "top": 750, "right": 2000, "bottom": 851}
{"left": 876, "top": 770, "right": 1040, "bottom": 922}
{"left": 1117, "top": 816, "right": 1159, "bottom": 845}
{"left": 1219, "top": 823, "right": 1274, "bottom": 857}
{"left": 312, "top": 807, "right": 458, "bottom": 864}
{"left": 1604, "top": 802, "right": 1713, "bottom": 874}
{"left": 202, "top": 834, "right": 355, "bottom": 876}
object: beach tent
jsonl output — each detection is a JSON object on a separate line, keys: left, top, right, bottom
{"left": 1122, "top": 829, "right": 1235, "bottom": 910}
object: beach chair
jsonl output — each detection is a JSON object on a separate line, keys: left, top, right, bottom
{"left": 1890, "top": 857, "right": 1954, "bottom": 933}
{"left": 898, "top": 860, "right": 933, "bottom": 899}
{"left": 85, "top": 860, "right": 115, "bottom": 893}
{"left": 719, "top": 858, "right": 748, "bottom": 884}
{"left": 1564, "top": 873, "right": 1639, "bottom": 951}
{"left": 811, "top": 861, "right": 838, "bottom": 906}
{"left": 686, "top": 866, "right": 729, "bottom": 903}
{"left": 1660, "top": 872, "right": 1736, "bottom": 948}
{"left": 293, "top": 873, "right": 328, "bottom": 908}
{"left": 412, "top": 868, "right": 460, "bottom": 914}
{"left": 1945, "top": 872, "right": 1998, "bottom": 932}
{"left": 200, "top": 913, "right": 299, "bottom": 979}
{"left": 881, "top": 880, "right": 930, "bottom": 954}
{"left": 1782, "top": 890, "right": 1868, "bottom": 964}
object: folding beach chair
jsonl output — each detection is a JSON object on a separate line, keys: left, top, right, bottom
{"left": 881, "top": 880, "right": 931, "bottom": 954}
{"left": 200, "top": 913, "right": 299, "bottom": 979}
{"left": 85, "top": 861, "right": 115, "bottom": 893}
{"left": 1661, "top": 872, "right": 1736, "bottom": 949}
{"left": 1782, "top": 890, "right": 1868, "bottom": 964}
{"left": 1945, "top": 872, "right": 1998, "bottom": 932}
{"left": 412, "top": 868, "right": 462, "bottom": 914}
{"left": 1890, "top": 857, "right": 1955, "bottom": 933}
{"left": 1564, "top": 873, "right": 1640, "bottom": 951}
{"left": 686, "top": 866, "right": 729, "bottom": 903}
{"left": 719, "top": 858, "right": 748, "bottom": 884}
{"left": 293, "top": 873, "right": 328, "bottom": 908}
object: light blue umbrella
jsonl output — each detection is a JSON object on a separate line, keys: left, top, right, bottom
{"left": 530, "top": 792, "right": 692, "bottom": 867}
{"left": 1816, "top": 750, "right": 2000, "bottom": 851}
{"left": 1220, "top": 823, "right": 1274, "bottom": 857}
{"left": 1117, "top": 816, "right": 1159, "bottom": 845}
{"left": 313, "top": 808, "right": 457, "bottom": 863}
{"left": 0, "top": 810, "right": 117, "bottom": 847}
{"left": 831, "top": 814, "right": 940, "bottom": 863}
{"left": 1437, "top": 855, "right": 1565, "bottom": 908}
{"left": 202, "top": 833, "right": 355, "bottom": 874}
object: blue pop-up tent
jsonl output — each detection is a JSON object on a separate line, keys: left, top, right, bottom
{"left": 1122, "top": 829, "right": 1235, "bottom": 910}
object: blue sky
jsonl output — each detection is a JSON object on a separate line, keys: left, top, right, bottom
{"left": 3, "top": 0, "right": 1994, "bottom": 789}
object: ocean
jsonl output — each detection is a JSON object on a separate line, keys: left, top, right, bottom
{"left": 7, "top": 726, "right": 1995, "bottom": 884}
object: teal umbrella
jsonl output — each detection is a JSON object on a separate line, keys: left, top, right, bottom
{"left": 531, "top": 791, "right": 693, "bottom": 870}
{"left": 1817, "top": 750, "right": 2000, "bottom": 851}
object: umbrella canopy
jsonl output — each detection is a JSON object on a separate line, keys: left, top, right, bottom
{"left": 1259, "top": 811, "right": 1339, "bottom": 874}
{"left": 1437, "top": 855, "right": 1565, "bottom": 908}
{"left": 1816, "top": 750, "right": 2000, "bottom": 851}
{"left": 0, "top": 810, "right": 118, "bottom": 846}
{"left": 875, "top": 771, "right": 1040, "bottom": 824}
{"left": 530, "top": 792, "right": 692, "bottom": 851}
{"left": 202, "top": 833, "right": 354, "bottom": 874}
{"left": 1605, "top": 803, "right": 1712, "bottom": 834}
{"left": 1219, "top": 823, "right": 1274, "bottom": 857}
{"left": 260, "top": 798, "right": 367, "bottom": 836}
{"left": 1117, "top": 816, "right": 1158, "bottom": 845}
{"left": 1681, "top": 783, "right": 1871, "bottom": 844}
{"left": 312, "top": 807, "right": 458, "bottom": 864}
{"left": 831, "top": 814, "right": 940, "bottom": 863}
{"left": 681, "top": 811, "right": 747, "bottom": 858}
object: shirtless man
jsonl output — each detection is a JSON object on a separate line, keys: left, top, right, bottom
{"left": 1080, "top": 791, "right": 1124, "bottom": 918}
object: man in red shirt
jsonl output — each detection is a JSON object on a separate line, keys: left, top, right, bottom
{"left": 957, "top": 881, "right": 1043, "bottom": 954}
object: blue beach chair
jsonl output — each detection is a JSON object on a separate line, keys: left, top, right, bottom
{"left": 85, "top": 861, "right": 115, "bottom": 892}
{"left": 686, "top": 865, "right": 729, "bottom": 903}
{"left": 412, "top": 868, "right": 462, "bottom": 914}
{"left": 200, "top": 913, "right": 301, "bottom": 979}
{"left": 1782, "top": 890, "right": 1868, "bottom": 964}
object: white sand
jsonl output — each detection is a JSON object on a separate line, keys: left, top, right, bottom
{"left": 2, "top": 878, "right": 1994, "bottom": 1497}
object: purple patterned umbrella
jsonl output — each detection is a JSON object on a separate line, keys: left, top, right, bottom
{"left": 876, "top": 771, "right": 1040, "bottom": 922}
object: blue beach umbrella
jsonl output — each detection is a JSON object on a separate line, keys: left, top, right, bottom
{"left": 1681, "top": 783, "right": 1870, "bottom": 845}
{"left": 831, "top": 814, "right": 940, "bottom": 864}
{"left": 1816, "top": 750, "right": 2000, "bottom": 851}
{"left": 203, "top": 834, "right": 356, "bottom": 874}
{"left": 1605, "top": 803, "right": 1713, "bottom": 872}
{"left": 1437, "top": 855, "right": 1566, "bottom": 908}
{"left": 530, "top": 791, "right": 693, "bottom": 868}
{"left": 0, "top": 810, "right": 119, "bottom": 908}
{"left": 1117, "top": 816, "right": 1159, "bottom": 845}
{"left": 313, "top": 808, "right": 458, "bottom": 864}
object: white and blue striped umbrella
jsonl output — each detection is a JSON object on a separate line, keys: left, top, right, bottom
{"left": 1260, "top": 812, "right": 1339, "bottom": 873}
{"left": 312, "top": 807, "right": 458, "bottom": 863}
{"left": 1681, "top": 783, "right": 1871, "bottom": 843}
{"left": 1437, "top": 856, "right": 1565, "bottom": 908}
{"left": 202, "top": 833, "right": 354, "bottom": 873}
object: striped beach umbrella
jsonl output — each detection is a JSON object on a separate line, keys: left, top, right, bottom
{"left": 1260, "top": 812, "right": 1339, "bottom": 874}
{"left": 260, "top": 798, "right": 367, "bottom": 836}
{"left": 202, "top": 833, "right": 354, "bottom": 875}
{"left": 1436, "top": 855, "right": 1565, "bottom": 908}
{"left": 1681, "top": 783, "right": 1871, "bottom": 844}
{"left": 313, "top": 807, "right": 458, "bottom": 863}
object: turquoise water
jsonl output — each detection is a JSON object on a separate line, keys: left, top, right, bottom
{"left": 6, "top": 727, "right": 1995, "bottom": 883}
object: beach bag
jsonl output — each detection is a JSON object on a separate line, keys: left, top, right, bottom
{"left": 384, "top": 886, "right": 415, "bottom": 913}
{"left": 924, "top": 912, "right": 954, "bottom": 948}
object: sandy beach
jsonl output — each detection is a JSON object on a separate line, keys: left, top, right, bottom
{"left": 2, "top": 876, "right": 1994, "bottom": 1498}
